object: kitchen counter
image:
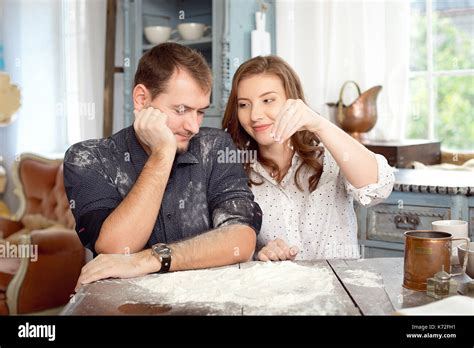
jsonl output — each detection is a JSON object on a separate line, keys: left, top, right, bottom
{"left": 393, "top": 168, "right": 474, "bottom": 195}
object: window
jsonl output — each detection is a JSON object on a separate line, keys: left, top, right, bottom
{"left": 407, "top": 0, "right": 474, "bottom": 152}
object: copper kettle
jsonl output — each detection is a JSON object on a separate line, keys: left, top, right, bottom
{"left": 326, "top": 81, "right": 382, "bottom": 141}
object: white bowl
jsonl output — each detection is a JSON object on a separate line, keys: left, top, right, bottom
{"left": 144, "top": 26, "right": 172, "bottom": 44}
{"left": 178, "top": 23, "right": 207, "bottom": 41}
{"left": 458, "top": 242, "right": 474, "bottom": 278}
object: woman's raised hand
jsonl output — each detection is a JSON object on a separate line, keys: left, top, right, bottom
{"left": 270, "top": 99, "right": 322, "bottom": 144}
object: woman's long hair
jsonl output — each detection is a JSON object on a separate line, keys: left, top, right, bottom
{"left": 222, "top": 56, "right": 324, "bottom": 192}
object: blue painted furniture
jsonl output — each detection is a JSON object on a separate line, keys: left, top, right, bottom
{"left": 122, "top": 0, "right": 276, "bottom": 128}
{"left": 356, "top": 169, "right": 474, "bottom": 258}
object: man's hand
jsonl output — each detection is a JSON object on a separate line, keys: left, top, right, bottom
{"left": 257, "top": 238, "right": 299, "bottom": 261}
{"left": 74, "top": 251, "right": 160, "bottom": 292}
{"left": 133, "top": 107, "right": 177, "bottom": 154}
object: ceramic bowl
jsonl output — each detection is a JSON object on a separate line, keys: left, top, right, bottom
{"left": 144, "top": 26, "right": 172, "bottom": 44}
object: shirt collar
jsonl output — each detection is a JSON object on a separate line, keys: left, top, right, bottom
{"left": 250, "top": 151, "right": 301, "bottom": 187}
{"left": 176, "top": 150, "right": 199, "bottom": 165}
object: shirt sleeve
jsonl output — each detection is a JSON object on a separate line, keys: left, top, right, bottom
{"left": 207, "top": 132, "right": 263, "bottom": 234}
{"left": 75, "top": 209, "right": 113, "bottom": 257}
{"left": 63, "top": 143, "right": 123, "bottom": 225}
{"left": 343, "top": 153, "right": 395, "bottom": 207}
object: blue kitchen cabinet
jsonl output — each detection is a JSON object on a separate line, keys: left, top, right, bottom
{"left": 122, "top": 0, "right": 276, "bottom": 128}
{"left": 355, "top": 169, "right": 474, "bottom": 258}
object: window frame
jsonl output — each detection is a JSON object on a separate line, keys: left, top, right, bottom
{"left": 408, "top": 0, "right": 474, "bottom": 147}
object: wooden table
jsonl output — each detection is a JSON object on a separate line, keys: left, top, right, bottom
{"left": 61, "top": 257, "right": 443, "bottom": 316}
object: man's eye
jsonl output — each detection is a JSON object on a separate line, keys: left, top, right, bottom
{"left": 198, "top": 111, "right": 205, "bottom": 116}
{"left": 176, "top": 108, "right": 186, "bottom": 115}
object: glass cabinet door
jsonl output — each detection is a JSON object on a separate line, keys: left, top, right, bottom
{"left": 123, "top": 0, "right": 275, "bottom": 129}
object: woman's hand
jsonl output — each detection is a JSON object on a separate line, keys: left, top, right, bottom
{"left": 257, "top": 238, "right": 299, "bottom": 261}
{"left": 270, "top": 99, "right": 322, "bottom": 144}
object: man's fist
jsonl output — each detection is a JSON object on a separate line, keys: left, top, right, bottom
{"left": 133, "top": 107, "right": 177, "bottom": 154}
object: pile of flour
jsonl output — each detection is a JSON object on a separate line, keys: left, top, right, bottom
{"left": 134, "top": 261, "right": 334, "bottom": 308}
{"left": 342, "top": 269, "right": 383, "bottom": 288}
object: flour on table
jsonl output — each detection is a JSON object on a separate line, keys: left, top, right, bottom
{"left": 342, "top": 269, "right": 383, "bottom": 288}
{"left": 133, "top": 262, "right": 334, "bottom": 308}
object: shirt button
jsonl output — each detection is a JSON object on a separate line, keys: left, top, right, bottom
{"left": 166, "top": 213, "right": 172, "bottom": 219}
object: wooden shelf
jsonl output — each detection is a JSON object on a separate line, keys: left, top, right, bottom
{"left": 143, "top": 37, "right": 212, "bottom": 51}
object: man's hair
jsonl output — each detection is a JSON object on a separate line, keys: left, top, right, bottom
{"left": 134, "top": 43, "right": 212, "bottom": 99}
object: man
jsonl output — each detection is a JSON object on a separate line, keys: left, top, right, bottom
{"left": 64, "top": 43, "right": 262, "bottom": 291}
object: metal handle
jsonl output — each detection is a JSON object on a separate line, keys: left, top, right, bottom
{"left": 394, "top": 213, "right": 420, "bottom": 230}
{"left": 450, "top": 237, "right": 470, "bottom": 277}
{"left": 337, "top": 80, "right": 362, "bottom": 105}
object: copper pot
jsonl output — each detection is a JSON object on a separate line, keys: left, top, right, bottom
{"left": 326, "top": 81, "right": 382, "bottom": 142}
{"left": 403, "top": 230, "right": 470, "bottom": 291}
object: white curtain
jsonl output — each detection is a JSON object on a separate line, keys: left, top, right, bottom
{"left": 63, "top": 0, "right": 106, "bottom": 144}
{"left": 0, "top": 0, "right": 105, "bottom": 213}
{"left": 276, "top": 0, "right": 410, "bottom": 141}
{"left": 3, "top": 0, "right": 63, "bottom": 155}
{"left": 2, "top": 0, "right": 106, "bottom": 155}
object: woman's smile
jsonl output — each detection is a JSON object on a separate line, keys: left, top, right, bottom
{"left": 253, "top": 124, "right": 272, "bottom": 132}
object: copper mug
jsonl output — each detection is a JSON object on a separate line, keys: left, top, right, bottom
{"left": 403, "top": 230, "right": 470, "bottom": 291}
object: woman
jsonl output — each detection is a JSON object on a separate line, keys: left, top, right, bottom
{"left": 222, "top": 56, "right": 395, "bottom": 261}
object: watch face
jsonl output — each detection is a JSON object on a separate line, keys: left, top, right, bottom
{"left": 153, "top": 244, "right": 171, "bottom": 258}
{"left": 152, "top": 243, "right": 172, "bottom": 273}
{"left": 161, "top": 248, "right": 172, "bottom": 258}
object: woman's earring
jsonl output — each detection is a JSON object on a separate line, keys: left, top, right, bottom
{"left": 287, "top": 140, "right": 294, "bottom": 151}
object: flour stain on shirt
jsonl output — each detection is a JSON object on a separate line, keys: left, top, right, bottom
{"left": 69, "top": 148, "right": 101, "bottom": 168}
{"left": 199, "top": 137, "right": 214, "bottom": 164}
{"left": 180, "top": 181, "right": 209, "bottom": 229}
{"left": 114, "top": 169, "right": 132, "bottom": 196}
{"left": 213, "top": 199, "right": 255, "bottom": 228}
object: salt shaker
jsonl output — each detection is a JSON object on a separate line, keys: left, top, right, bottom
{"left": 426, "top": 265, "right": 458, "bottom": 299}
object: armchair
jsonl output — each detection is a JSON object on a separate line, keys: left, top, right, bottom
{"left": 0, "top": 153, "right": 85, "bottom": 315}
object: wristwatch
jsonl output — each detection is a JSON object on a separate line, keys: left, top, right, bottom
{"left": 151, "top": 243, "right": 172, "bottom": 273}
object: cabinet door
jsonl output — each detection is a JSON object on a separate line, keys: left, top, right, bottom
{"left": 207, "top": 0, "right": 277, "bottom": 127}
{"left": 223, "top": 0, "right": 276, "bottom": 101}
{"left": 365, "top": 204, "right": 451, "bottom": 243}
{"left": 123, "top": 0, "right": 221, "bottom": 126}
{"left": 123, "top": 0, "right": 277, "bottom": 129}
{"left": 356, "top": 191, "right": 454, "bottom": 255}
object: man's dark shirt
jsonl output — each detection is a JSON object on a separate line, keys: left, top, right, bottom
{"left": 63, "top": 126, "right": 262, "bottom": 256}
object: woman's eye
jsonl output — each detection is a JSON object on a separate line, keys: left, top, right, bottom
{"left": 263, "top": 99, "right": 274, "bottom": 103}
{"left": 238, "top": 103, "right": 249, "bottom": 109}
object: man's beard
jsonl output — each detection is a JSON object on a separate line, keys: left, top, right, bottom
{"left": 176, "top": 143, "right": 189, "bottom": 154}
{"left": 176, "top": 135, "right": 193, "bottom": 154}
